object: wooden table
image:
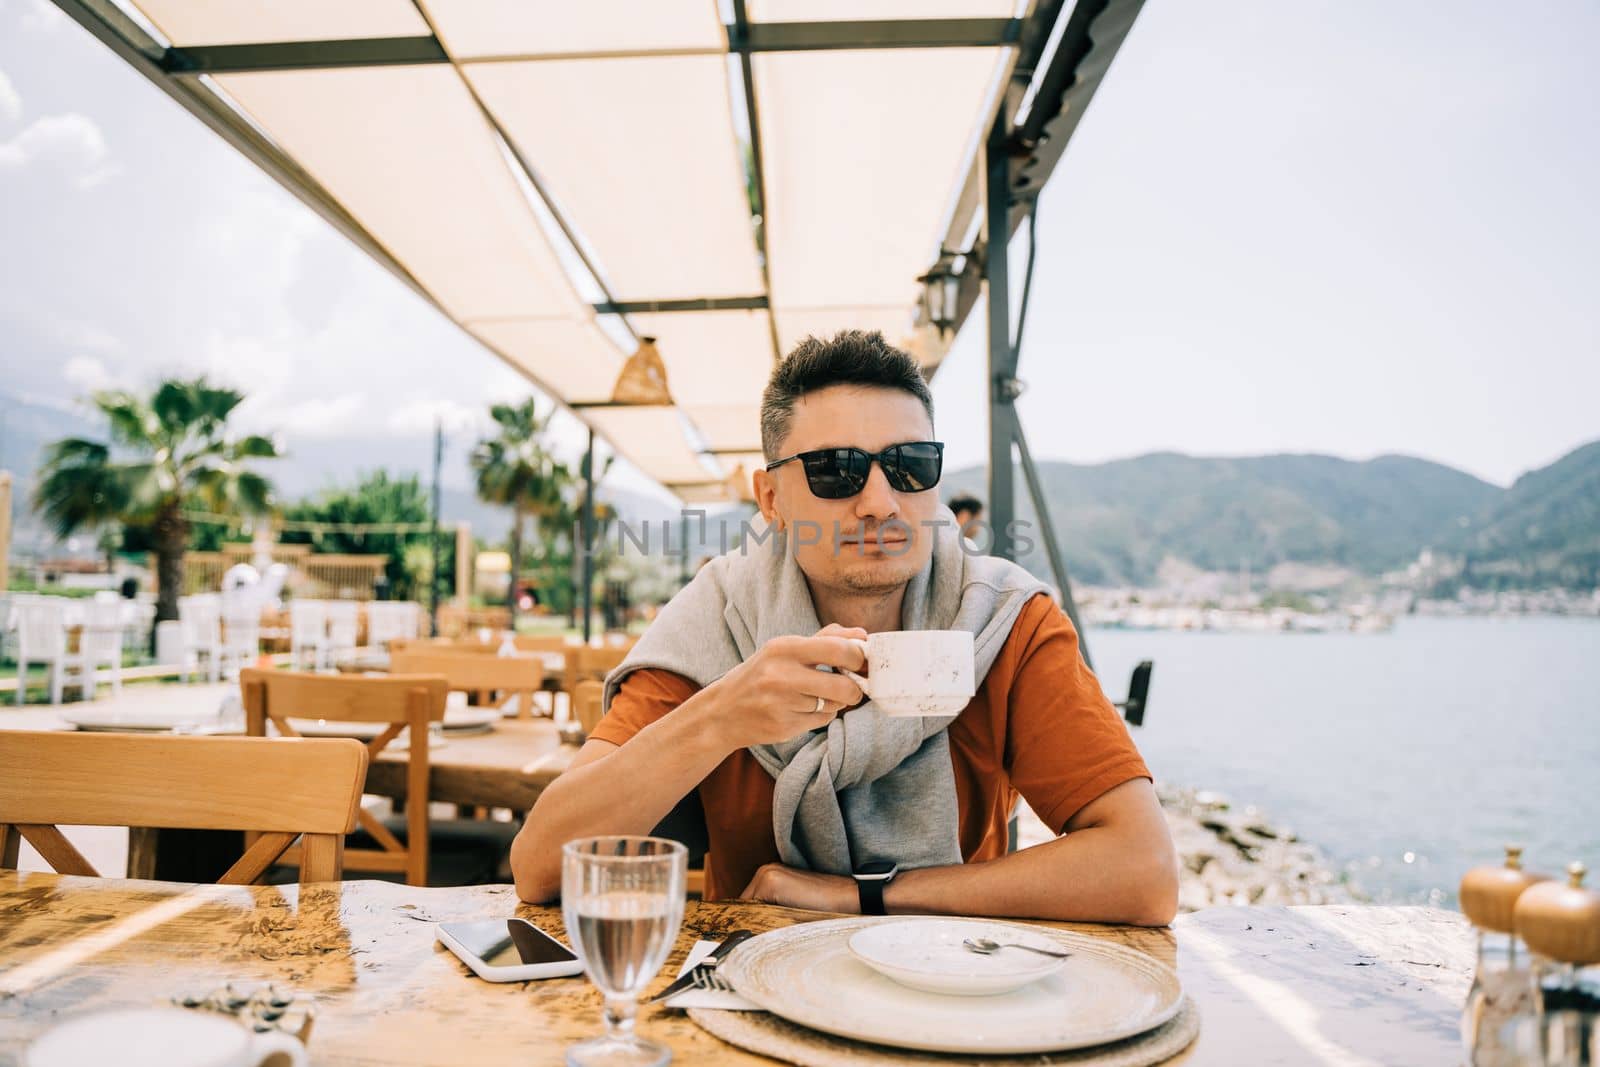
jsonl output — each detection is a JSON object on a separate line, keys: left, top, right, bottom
{"left": 365, "top": 718, "right": 578, "bottom": 811}
{"left": 0, "top": 871, "right": 1473, "bottom": 1066}
{"left": 335, "top": 650, "right": 568, "bottom": 676}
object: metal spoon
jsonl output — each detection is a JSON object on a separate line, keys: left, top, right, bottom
{"left": 963, "top": 937, "right": 1072, "bottom": 960}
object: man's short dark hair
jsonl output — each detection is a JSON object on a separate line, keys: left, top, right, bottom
{"left": 760, "top": 330, "right": 934, "bottom": 460}
{"left": 948, "top": 494, "right": 982, "bottom": 517}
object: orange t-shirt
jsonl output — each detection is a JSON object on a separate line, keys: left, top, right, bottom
{"left": 589, "top": 593, "right": 1151, "bottom": 900}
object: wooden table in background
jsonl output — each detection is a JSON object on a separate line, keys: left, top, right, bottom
{"left": 0, "top": 871, "right": 1473, "bottom": 1066}
{"left": 365, "top": 718, "right": 577, "bottom": 811}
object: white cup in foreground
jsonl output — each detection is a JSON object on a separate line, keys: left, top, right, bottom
{"left": 26, "top": 1008, "right": 308, "bottom": 1067}
{"left": 840, "top": 629, "right": 975, "bottom": 717}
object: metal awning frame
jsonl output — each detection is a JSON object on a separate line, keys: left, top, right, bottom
{"left": 51, "top": 0, "right": 1149, "bottom": 651}
{"left": 48, "top": 3, "right": 1031, "bottom": 463}
{"left": 922, "top": 0, "right": 1148, "bottom": 666}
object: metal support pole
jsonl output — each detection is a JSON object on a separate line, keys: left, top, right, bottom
{"left": 454, "top": 521, "right": 471, "bottom": 609}
{"left": 1015, "top": 426, "right": 1092, "bottom": 668}
{"left": 428, "top": 419, "right": 442, "bottom": 636}
{"left": 983, "top": 126, "right": 1093, "bottom": 666}
{"left": 579, "top": 430, "right": 596, "bottom": 643}
{"left": 984, "top": 129, "right": 1019, "bottom": 563}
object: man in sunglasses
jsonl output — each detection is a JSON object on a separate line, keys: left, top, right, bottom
{"left": 513, "top": 331, "right": 1177, "bottom": 925}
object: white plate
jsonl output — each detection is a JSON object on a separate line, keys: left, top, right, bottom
{"left": 60, "top": 708, "right": 223, "bottom": 733}
{"left": 720, "top": 917, "right": 1182, "bottom": 1055}
{"left": 847, "top": 919, "right": 1066, "bottom": 995}
{"left": 286, "top": 706, "right": 497, "bottom": 740}
{"left": 440, "top": 707, "right": 501, "bottom": 732}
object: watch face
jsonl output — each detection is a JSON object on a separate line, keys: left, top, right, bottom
{"left": 856, "top": 860, "right": 897, "bottom": 879}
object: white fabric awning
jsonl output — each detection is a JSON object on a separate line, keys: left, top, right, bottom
{"left": 81, "top": 1, "right": 1032, "bottom": 499}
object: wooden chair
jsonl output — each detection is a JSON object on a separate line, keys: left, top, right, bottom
{"left": 512, "top": 634, "right": 575, "bottom": 654}
{"left": 571, "top": 679, "right": 606, "bottom": 736}
{"left": 389, "top": 649, "right": 544, "bottom": 720}
{"left": 389, "top": 636, "right": 493, "bottom": 656}
{"left": 0, "top": 731, "right": 366, "bottom": 885}
{"left": 563, "top": 645, "right": 630, "bottom": 701}
{"left": 513, "top": 635, "right": 575, "bottom": 714}
{"left": 241, "top": 668, "right": 446, "bottom": 886}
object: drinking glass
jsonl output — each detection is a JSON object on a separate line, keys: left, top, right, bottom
{"left": 562, "top": 836, "right": 687, "bottom": 1067}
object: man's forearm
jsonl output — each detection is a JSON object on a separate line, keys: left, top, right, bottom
{"left": 510, "top": 692, "right": 732, "bottom": 902}
{"left": 885, "top": 826, "right": 1179, "bottom": 926}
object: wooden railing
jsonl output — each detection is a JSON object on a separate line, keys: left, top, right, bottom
{"left": 166, "top": 548, "right": 388, "bottom": 600}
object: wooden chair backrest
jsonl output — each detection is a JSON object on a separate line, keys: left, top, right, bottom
{"left": 438, "top": 634, "right": 571, "bottom": 656}
{"left": 239, "top": 668, "right": 446, "bottom": 885}
{"left": 572, "top": 679, "right": 605, "bottom": 735}
{"left": 390, "top": 636, "right": 495, "bottom": 655}
{"left": 513, "top": 634, "right": 575, "bottom": 654}
{"left": 388, "top": 650, "right": 543, "bottom": 719}
{"left": 0, "top": 730, "right": 366, "bottom": 885}
{"left": 564, "top": 645, "right": 630, "bottom": 696}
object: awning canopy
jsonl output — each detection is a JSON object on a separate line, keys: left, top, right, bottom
{"left": 56, "top": 0, "right": 1139, "bottom": 507}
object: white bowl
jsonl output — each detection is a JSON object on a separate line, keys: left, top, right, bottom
{"left": 847, "top": 918, "right": 1068, "bottom": 996}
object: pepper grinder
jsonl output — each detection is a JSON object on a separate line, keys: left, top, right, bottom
{"left": 1516, "top": 862, "right": 1600, "bottom": 1066}
{"left": 1461, "top": 845, "right": 1550, "bottom": 1065}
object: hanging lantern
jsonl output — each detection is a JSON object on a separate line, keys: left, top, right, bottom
{"left": 610, "top": 335, "right": 673, "bottom": 405}
{"left": 918, "top": 261, "right": 961, "bottom": 336}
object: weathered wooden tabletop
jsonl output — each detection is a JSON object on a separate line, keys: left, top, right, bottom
{"left": 0, "top": 872, "right": 1473, "bottom": 1066}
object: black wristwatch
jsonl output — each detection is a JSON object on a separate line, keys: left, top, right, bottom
{"left": 853, "top": 860, "right": 899, "bottom": 916}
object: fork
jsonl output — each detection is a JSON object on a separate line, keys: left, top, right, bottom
{"left": 692, "top": 969, "right": 735, "bottom": 994}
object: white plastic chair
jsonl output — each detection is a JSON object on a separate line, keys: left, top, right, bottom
{"left": 365, "top": 601, "right": 419, "bottom": 647}
{"left": 289, "top": 600, "right": 330, "bottom": 671}
{"left": 325, "top": 601, "right": 360, "bottom": 662}
{"left": 178, "top": 594, "right": 224, "bottom": 684}
{"left": 80, "top": 597, "right": 126, "bottom": 697}
{"left": 127, "top": 599, "right": 157, "bottom": 654}
{"left": 363, "top": 601, "right": 394, "bottom": 648}
{"left": 13, "top": 598, "right": 71, "bottom": 705}
{"left": 394, "top": 601, "right": 422, "bottom": 642}
{"left": 0, "top": 593, "right": 27, "bottom": 664}
{"left": 220, "top": 593, "right": 261, "bottom": 680}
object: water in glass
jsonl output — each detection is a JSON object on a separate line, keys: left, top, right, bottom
{"left": 562, "top": 836, "right": 686, "bottom": 1067}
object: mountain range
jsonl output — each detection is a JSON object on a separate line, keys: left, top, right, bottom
{"left": 1450, "top": 440, "right": 1600, "bottom": 590}
{"left": 941, "top": 442, "right": 1599, "bottom": 589}
{"left": 3, "top": 392, "right": 1595, "bottom": 590}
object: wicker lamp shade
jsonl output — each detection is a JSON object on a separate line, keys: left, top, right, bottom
{"left": 1515, "top": 863, "right": 1600, "bottom": 965}
{"left": 1460, "top": 845, "right": 1550, "bottom": 934}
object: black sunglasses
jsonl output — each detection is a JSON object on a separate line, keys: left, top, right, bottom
{"left": 765, "top": 441, "right": 944, "bottom": 500}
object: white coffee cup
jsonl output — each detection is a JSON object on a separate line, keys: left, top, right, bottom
{"left": 26, "top": 1007, "right": 308, "bottom": 1067}
{"left": 839, "top": 629, "right": 975, "bottom": 717}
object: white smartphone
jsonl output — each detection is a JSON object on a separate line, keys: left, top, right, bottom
{"left": 436, "top": 918, "right": 584, "bottom": 982}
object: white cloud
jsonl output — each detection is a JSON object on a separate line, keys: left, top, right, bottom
{"left": 0, "top": 67, "right": 21, "bottom": 124}
{"left": 0, "top": 112, "right": 117, "bottom": 187}
{"left": 63, "top": 354, "right": 116, "bottom": 393}
{"left": 386, "top": 398, "right": 488, "bottom": 438}
{"left": 268, "top": 393, "right": 368, "bottom": 438}
{"left": 50, "top": 318, "right": 125, "bottom": 355}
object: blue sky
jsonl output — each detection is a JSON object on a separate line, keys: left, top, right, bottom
{"left": 1, "top": 0, "right": 1596, "bottom": 496}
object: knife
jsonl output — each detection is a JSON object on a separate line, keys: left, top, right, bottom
{"left": 647, "top": 930, "right": 754, "bottom": 1003}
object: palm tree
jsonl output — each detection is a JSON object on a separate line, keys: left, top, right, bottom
{"left": 470, "top": 399, "right": 569, "bottom": 629}
{"left": 34, "top": 378, "right": 280, "bottom": 627}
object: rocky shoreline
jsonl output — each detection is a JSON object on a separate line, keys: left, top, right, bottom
{"left": 1015, "top": 784, "right": 1360, "bottom": 912}
{"left": 1157, "top": 785, "right": 1360, "bottom": 911}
